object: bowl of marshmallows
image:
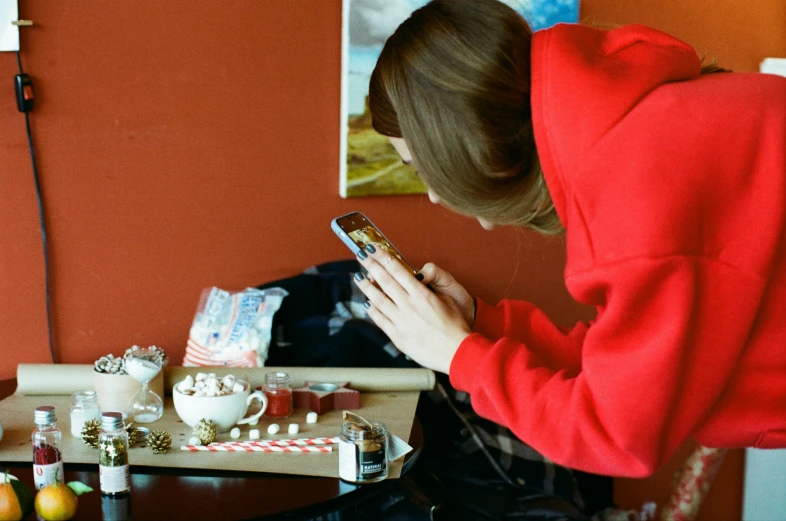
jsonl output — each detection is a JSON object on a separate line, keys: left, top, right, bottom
{"left": 173, "top": 373, "right": 268, "bottom": 432}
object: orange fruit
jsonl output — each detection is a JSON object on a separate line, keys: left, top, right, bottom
{"left": 34, "top": 481, "right": 78, "bottom": 521}
{"left": 0, "top": 472, "right": 33, "bottom": 521}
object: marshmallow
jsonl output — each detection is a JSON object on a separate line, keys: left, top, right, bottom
{"left": 249, "top": 429, "right": 260, "bottom": 440}
{"left": 206, "top": 381, "right": 220, "bottom": 396}
{"left": 287, "top": 423, "right": 299, "bottom": 435}
{"left": 195, "top": 372, "right": 207, "bottom": 382}
{"left": 248, "top": 417, "right": 259, "bottom": 426}
{"left": 230, "top": 427, "right": 241, "bottom": 439}
{"left": 267, "top": 424, "right": 280, "bottom": 435}
{"left": 306, "top": 412, "right": 318, "bottom": 424}
{"left": 188, "top": 436, "right": 202, "bottom": 446}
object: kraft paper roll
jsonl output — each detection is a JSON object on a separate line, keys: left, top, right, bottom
{"left": 15, "top": 364, "right": 164, "bottom": 399}
{"left": 15, "top": 364, "right": 435, "bottom": 396}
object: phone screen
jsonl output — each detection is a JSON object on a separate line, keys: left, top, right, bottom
{"left": 332, "top": 212, "right": 416, "bottom": 274}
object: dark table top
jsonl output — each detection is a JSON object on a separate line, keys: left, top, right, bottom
{"left": 0, "top": 378, "right": 423, "bottom": 521}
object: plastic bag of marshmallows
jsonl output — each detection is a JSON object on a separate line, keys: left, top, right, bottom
{"left": 184, "top": 286, "right": 288, "bottom": 368}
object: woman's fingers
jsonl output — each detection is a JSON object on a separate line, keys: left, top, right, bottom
{"left": 358, "top": 244, "right": 424, "bottom": 301}
{"left": 354, "top": 271, "right": 398, "bottom": 319}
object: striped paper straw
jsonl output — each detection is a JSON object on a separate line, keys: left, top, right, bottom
{"left": 181, "top": 444, "right": 333, "bottom": 453}
{"left": 211, "top": 436, "right": 341, "bottom": 448}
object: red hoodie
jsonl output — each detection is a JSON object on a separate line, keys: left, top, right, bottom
{"left": 449, "top": 23, "right": 786, "bottom": 477}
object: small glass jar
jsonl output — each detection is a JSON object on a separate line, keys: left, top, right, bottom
{"left": 338, "top": 420, "right": 388, "bottom": 483}
{"left": 32, "top": 406, "right": 64, "bottom": 490}
{"left": 98, "top": 412, "right": 130, "bottom": 496}
{"left": 70, "top": 390, "right": 102, "bottom": 438}
{"left": 263, "top": 372, "right": 292, "bottom": 419}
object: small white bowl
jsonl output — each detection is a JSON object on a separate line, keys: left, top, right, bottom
{"left": 172, "top": 379, "right": 267, "bottom": 432}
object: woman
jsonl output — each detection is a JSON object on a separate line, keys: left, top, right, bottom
{"left": 353, "top": 0, "right": 786, "bottom": 477}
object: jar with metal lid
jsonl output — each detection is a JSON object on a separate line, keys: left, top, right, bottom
{"left": 338, "top": 420, "right": 388, "bottom": 483}
{"left": 69, "top": 390, "right": 102, "bottom": 438}
{"left": 263, "top": 371, "right": 292, "bottom": 419}
{"left": 32, "top": 405, "right": 64, "bottom": 490}
{"left": 98, "top": 412, "right": 130, "bottom": 496}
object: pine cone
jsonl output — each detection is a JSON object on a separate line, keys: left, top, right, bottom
{"left": 148, "top": 430, "right": 172, "bottom": 454}
{"left": 194, "top": 418, "right": 217, "bottom": 445}
{"left": 94, "top": 354, "right": 127, "bottom": 375}
{"left": 81, "top": 418, "right": 101, "bottom": 448}
{"left": 124, "top": 422, "right": 138, "bottom": 447}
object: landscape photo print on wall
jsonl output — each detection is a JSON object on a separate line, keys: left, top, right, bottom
{"left": 340, "top": 0, "right": 580, "bottom": 198}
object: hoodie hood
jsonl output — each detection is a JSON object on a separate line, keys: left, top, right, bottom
{"left": 530, "top": 24, "right": 701, "bottom": 227}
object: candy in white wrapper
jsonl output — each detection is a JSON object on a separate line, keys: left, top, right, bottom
{"left": 288, "top": 423, "right": 299, "bottom": 434}
{"left": 249, "top": 429, "right": 260, "bottom": 440}
{"left": 306, "top": 412, "right": 318, "bottom": 424}
{"left": 230, "top": 427, "right": 241, "bottom": 439}
{"left": 267, "top": 424, "right": 280, "bottom": 435}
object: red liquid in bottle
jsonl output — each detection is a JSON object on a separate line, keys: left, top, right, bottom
{"left": 265, "top": 389, "right": 292, "bottom": 419}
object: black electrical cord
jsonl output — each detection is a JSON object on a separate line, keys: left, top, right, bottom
{"left": 16, "top": 50, "right": 57, "bottom": 364}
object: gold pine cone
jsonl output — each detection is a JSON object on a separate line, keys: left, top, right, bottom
{"left": 148, "top": 429, "right": 172, "bottom": 454}
{"left": 124, "top": 422, "right": 138, "bottom": 446}
{"left": 81, "top": 418, "right": 102, "bottom": 448}
{"left": 194, "top": 418, "right": 217, "bottom": 445}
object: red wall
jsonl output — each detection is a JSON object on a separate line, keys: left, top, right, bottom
{"left": 0, "top": 1, "right": 592, "bottom": 377}
{"left": 1, "top": 0, "right": 783, "bottom": 518}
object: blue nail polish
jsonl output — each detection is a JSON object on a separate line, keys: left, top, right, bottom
{"left": 364, "top": 300, "right": 371, "bottom": 309}
{"left": 354, "top": 272, "right": 365, "bottom": 282}
{"left": 365, "top": 244, "right": 376, "bottom": 254}
{"left": 357, "top": 249, "right": 367, "bottom": 260}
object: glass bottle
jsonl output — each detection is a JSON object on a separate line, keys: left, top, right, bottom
{"left": 263, "top": 371, "right": 292, "bottom": 419}
{"left": 69, "top": 390, "right": 102, "bottom": 438}
{"left": 98, "top": 412, "right": 131, "bottom": 496}
{"left": 338, "top": 420, "right": 388, "bottom": 483}
{"left": 32, "top": 405, "right": 64, "bottom": 490}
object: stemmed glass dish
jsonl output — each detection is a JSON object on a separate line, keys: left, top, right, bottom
{"left": 125, "top": 346, "right": 164, "bottom": 423}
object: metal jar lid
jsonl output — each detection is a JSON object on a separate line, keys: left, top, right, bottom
{"left": 34, "top": 405, "right": 57, "bottom": 425}
{"left": 101, "top": 412, "right": 124, "bottom": 431}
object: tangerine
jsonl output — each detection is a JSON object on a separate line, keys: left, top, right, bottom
{"left": 34, "top": 481, "right": 78, "bottom": 521}
{"left": 0, "top": 472, "right": 33, "bottom": 521}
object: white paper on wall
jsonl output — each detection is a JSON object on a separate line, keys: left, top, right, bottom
{"left": 760, "top": 57, "right": 786, "bottom": 78}
{"left": 0, "top": 0, "right": 20, "bottom": 52}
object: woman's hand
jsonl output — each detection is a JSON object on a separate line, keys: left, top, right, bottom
{"left": 418, "top": 262, "right": 476, "bottom": 327}
{"left": 355, "top": 245, "right": 472, "bottom": 374}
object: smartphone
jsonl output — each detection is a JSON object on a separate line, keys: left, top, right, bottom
{"left": 331, "top": 212, "right": 417, "bottom": 275}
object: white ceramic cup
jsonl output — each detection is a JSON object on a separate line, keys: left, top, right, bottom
{"left": 173, "top": 379, "right": 267, "bottom": 432}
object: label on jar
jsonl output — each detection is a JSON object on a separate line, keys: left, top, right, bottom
{"left": 338, "top": 438, "right": 386, "bottom": 482}
{"left": 358, "top": 443, "right": 386, "bottom": 479}
{"left": 33, "top": 461, "right": 64, "bottom": 490}
{"left": 338, "top": 438, "right": 357, "bottom": 481}
{"left": 99, "top": 465, "right": 130, "bottom": 494}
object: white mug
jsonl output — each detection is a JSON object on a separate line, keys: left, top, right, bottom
{"left": 173, "top": 379, "right": 268, "bottom": 432}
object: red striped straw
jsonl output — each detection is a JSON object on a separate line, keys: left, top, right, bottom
{"left": 180, "top": 444, "right": 333, "bottom": 453}
{"left": 211, "top": 436, "right": 341, "bottom": 448}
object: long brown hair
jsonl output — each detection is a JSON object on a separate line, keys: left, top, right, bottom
{"left": 369, "top": 0, "right": 563, "bottom": 234}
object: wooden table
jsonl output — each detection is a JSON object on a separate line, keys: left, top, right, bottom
{"left": 0, "top": 379, "right": 423, "bottom": 520}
